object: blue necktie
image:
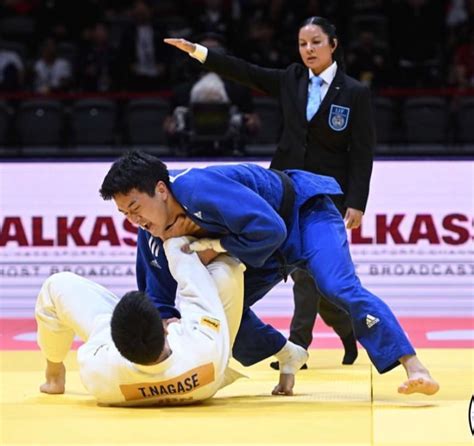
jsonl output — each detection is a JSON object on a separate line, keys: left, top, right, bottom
{"left": 306, "top": 76, "right": 323, "bottom": 121}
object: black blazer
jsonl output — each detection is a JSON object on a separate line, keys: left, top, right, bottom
{"left": 203, "top": 49, "right": 375, "bottom": 212}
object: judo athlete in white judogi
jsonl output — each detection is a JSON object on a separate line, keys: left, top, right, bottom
{"left": 36, "top": 236, "right": 245, "bottom": 406}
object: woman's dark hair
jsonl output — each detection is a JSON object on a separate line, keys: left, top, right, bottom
{"left": 299, "top": 16, "right": 345, "bottom": 71}
{"left": 99, "top": 150, "right": 170, "bottom": 200}
{"left": 111, "top": 291, "right": 165, "bottom": 365}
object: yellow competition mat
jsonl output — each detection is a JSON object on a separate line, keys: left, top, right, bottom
{"left": 1, "top": 349, "right": 473, "bottom": 446}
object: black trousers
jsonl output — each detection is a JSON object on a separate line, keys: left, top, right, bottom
{"left": 289, "top": 269, "right": 354, "bottom": 348}
{"left": 288, "top": 195, "right": 354, "bottom": 349}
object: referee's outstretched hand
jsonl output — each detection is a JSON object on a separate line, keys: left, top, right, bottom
{"left": 164, "top": 38, "right": 196, "bottom": 54}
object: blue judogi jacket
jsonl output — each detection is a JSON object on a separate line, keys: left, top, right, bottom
{"left": 137, "top": 163, "right": 414, "bottom": 374}
{"left": 136, "top": 163, "right": 342, "bottom": 317}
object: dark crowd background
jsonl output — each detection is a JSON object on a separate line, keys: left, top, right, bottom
{"left": 0, "top": 0, "right": 473, "bottom": 157}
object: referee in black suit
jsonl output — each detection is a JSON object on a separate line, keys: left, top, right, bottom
{"left": 165, "top": 16, "right": 375, "bottom": 368}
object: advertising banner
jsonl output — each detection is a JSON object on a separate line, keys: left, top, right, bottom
{"left": 1, "top": 160, "right": 472, "bottom": 318}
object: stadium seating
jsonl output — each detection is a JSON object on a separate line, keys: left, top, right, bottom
{"left": 16, "top": 99, "right": 63, "bottom": 146}
{"left": 71, "top": 99, "right": 116, "bottom": 145}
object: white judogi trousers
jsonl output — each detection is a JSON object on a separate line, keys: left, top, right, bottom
{"left": 35, "top": 236, "right": 245, "bottom": 406}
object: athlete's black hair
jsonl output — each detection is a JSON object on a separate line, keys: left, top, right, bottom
{"left": 100, "top": 150, "right": 170, "bottom": 200}
{"left": 111, "top": 291, "right": 165, "bottom": 365}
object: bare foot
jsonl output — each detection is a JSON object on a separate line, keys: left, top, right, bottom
{"left": 399, "top": 355, "right": 439, "bottom": 396}
{"left": 398, "top": 373, "right": 440, "bottom": 395}
{"left": 272, "top": 373, "right": 295, "bottom": 396}
{"left": 40, "top": 360, "right": 65, "bottom": 394}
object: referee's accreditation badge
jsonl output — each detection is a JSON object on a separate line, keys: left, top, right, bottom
{"left": 328, "top": 104, "right": 350, "bottom": 131}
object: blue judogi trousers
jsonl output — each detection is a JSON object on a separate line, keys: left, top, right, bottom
{"left": 233, "top": 196, "right": 415, "bottom": 374}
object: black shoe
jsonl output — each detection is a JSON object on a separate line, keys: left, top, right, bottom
{"left": 341, "top": 332, "right": 358, "bottom": 365}
{"left": 270, "top": 361, "right": 308, "bottom": 371}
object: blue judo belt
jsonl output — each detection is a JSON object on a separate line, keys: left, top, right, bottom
{"left": 269, "top": 169, "right": 295, "bottom": 281}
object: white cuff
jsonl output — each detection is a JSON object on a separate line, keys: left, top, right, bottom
{"left": 190, "top": 44, "right": 208, "bottom": 63}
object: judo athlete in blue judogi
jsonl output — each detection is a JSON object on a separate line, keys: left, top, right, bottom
{"left": 100, "top": 151, "right": 439, "bottom": 396}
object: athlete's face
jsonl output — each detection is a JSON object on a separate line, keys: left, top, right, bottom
{"left": 114, "top": 182, "right": 185, "bottom": 241}
{"left": 298, "top": 25, "right": 336, "bottom": 74}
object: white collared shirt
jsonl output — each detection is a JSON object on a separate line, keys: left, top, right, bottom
{"left": 308, "top": 61, "right": 338, "bottom": 101}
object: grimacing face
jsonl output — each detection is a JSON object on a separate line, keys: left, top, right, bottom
{"left": 113, "top": 182, "right": 205, "bottom": 241}
{"left": 298, "top": 24, "right": 336, "bottom": 74}
{"left": 113, "top": 182, "right": 184, "bottom": 240}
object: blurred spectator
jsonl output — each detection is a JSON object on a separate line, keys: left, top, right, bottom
{"left": 235, "top": 0, "right": 284, "bottom": 53}
{"left": 388, "top": 0, "right": 445, "bottom": 87}
{"left": 346, "top": 30, "right": 388, "bottom": 88}
{"left": 446, "top": 0, "right": 469, "bottom": 28}
{"left": 36, "top": 0, "right": 105, "bottom": 43}
{"left": 191, "top": 0, "right": 233, "bottom": 40}
{"left": 237, "top": 0, "right": 284, "bottom": 24}
{"left": 189, "top": 71, "right": 229, "bottom": 103}
{"left": 240, "top": 18, "right": 290, "bottom": 67}
{"left": 0, "top": 0, "right": 472, "bottom": 152}
{"left": 0, "top": 47, "right": 24, "bottom": 91}
{"left": 0, "top": 2, "right": 469, "bottom": 102}
{"left": 33, "top": 38, "right": 72, "bottom": 93}
{"left": 164, "top": 33, "right": 260, "bottom": 154}
{"left": 119, "top": 0, "right": 168, "bottom": 91}
{"left": 450, "top": 28, "right": 474, "bottom": 87}
{"left": 78, "top": 23, "right": 119, "bottom": 92}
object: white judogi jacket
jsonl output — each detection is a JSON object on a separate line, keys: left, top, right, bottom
{"left": 36, "top": 237, "right": 245, "bottom": 406}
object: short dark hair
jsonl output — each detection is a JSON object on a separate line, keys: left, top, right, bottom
{"left": 111, "top": 291, "right": 165, "bottom": 365}
{"left": 299, "top": 16, "right": 345, "bottom": 71}
{"left": 99, "top": 150, "right": 170, "bottom": 200}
